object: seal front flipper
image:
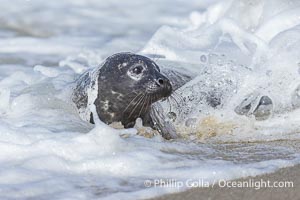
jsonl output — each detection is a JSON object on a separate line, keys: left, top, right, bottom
{"left": 235, "top": 92, "right": 273, "bottom": 120}
{"left": 149, "top": 103, "right": 178, "bottom": 140}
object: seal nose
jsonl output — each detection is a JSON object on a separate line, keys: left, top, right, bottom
{"left": 155, "top": 77, "right": 172, "bottom": 96}
{"left": 156, "top": 77, "right": 170, "bottom": 87}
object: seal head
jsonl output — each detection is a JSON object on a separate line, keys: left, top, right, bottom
{"left": 73, "top": 52, "right": 172, "bottom": 129}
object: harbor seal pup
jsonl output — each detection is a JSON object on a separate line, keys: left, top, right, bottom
{"left": 72, "top": 52, "right": 172, "bottom": 132}
{"left": 71, "top": 52, "right": 274, "bottom": 140}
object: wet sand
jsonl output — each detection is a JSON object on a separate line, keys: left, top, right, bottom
{"left": 150, "top": 164, "right": 299, "bottom": 200}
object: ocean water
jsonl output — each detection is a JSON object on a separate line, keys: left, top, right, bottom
{"left": 0, "top": 0, "right": 300, "bottom": 199}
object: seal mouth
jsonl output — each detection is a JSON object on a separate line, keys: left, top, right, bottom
{"left": 121, "top": 76, "right": 172, "bottom": 128}
{"left": 145, "top": 79, "right": 172, "bottom": 100}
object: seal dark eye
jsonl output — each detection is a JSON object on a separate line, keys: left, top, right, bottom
{"left": 127, "top": 64, "right": 146, "bottom": 80}
{"left": 132, "top": 65, "right": 143, "bottom": 74}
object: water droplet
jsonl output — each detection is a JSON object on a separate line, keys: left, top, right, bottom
{"left": 200, "top": 55, "right": 207, "bottom": 63}
{"left": 167, "top": 112, "right": 177, "bottom": 122}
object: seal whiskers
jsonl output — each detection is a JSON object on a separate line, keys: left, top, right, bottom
{"left": 128, "top": 93, "right": 146, "bottom": 118}
{"left": 122, "top": 92, "right": 143, "bottom": 115}
{"left": 138, "top": 94, "right": 148, "bottom": 118}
